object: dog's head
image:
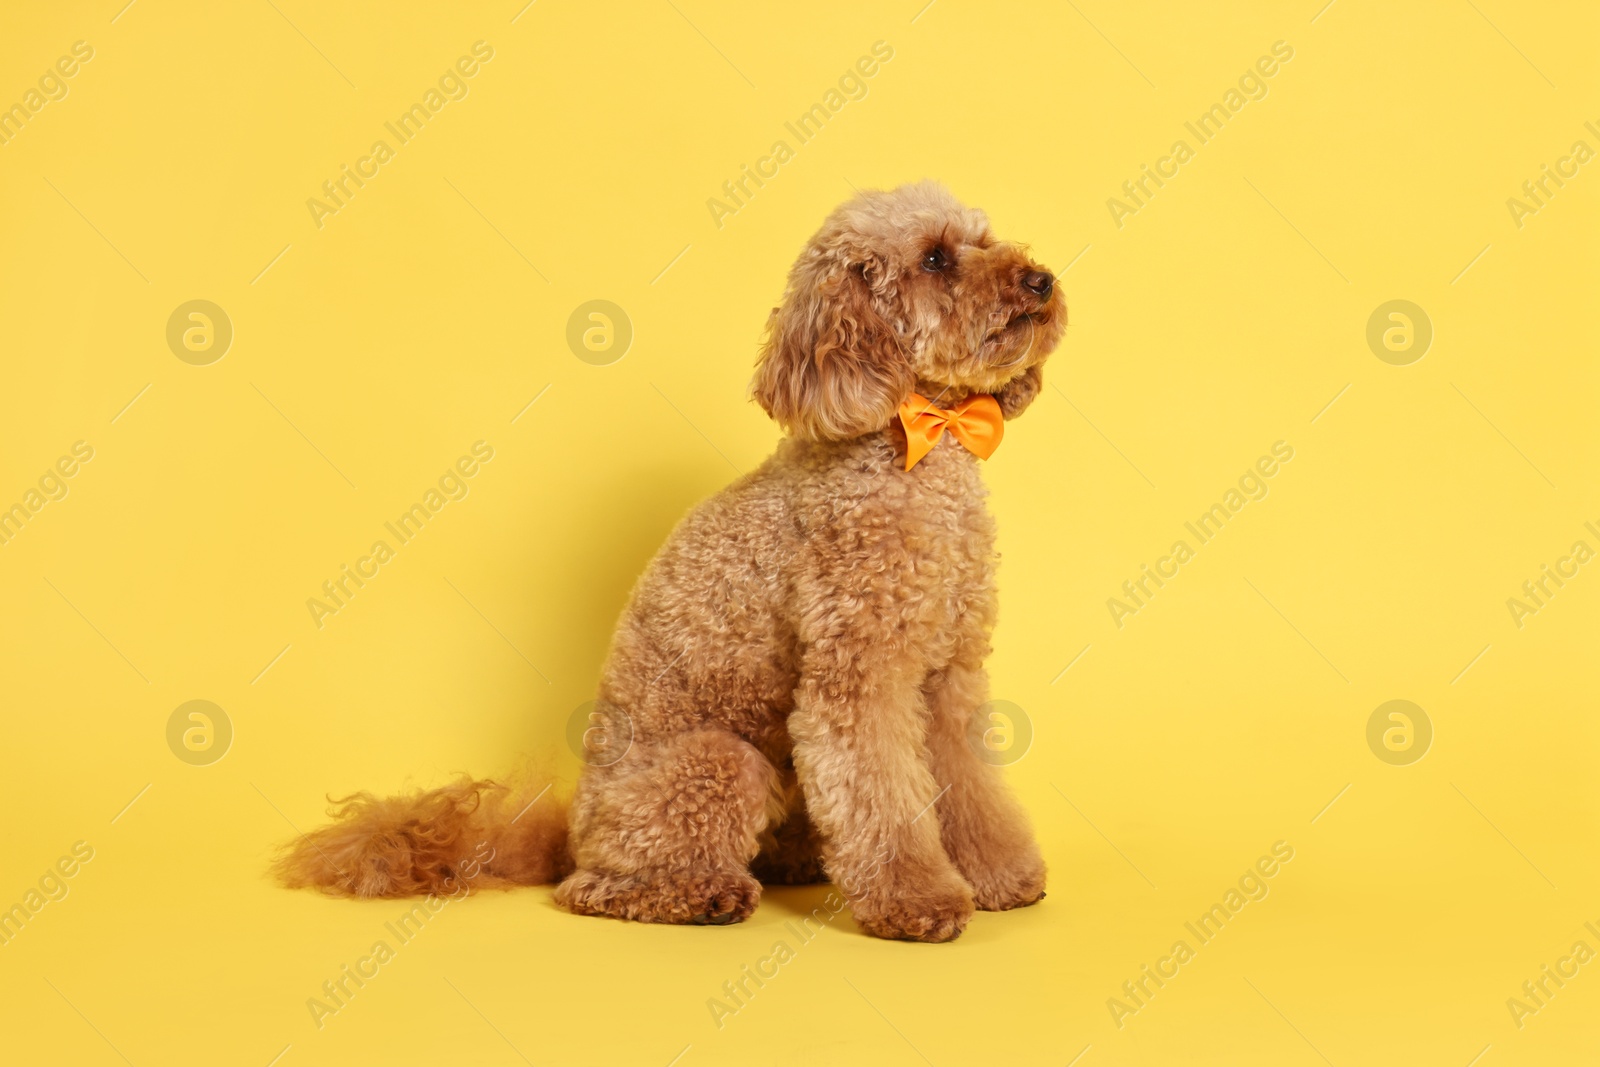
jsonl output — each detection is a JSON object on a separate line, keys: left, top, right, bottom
{"left": 752, "top": 181, "right": 1066, "bottom": 441}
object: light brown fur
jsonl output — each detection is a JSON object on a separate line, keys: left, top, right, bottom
{"left": 276, "top": 181, "right": 1066, "bottom": 942}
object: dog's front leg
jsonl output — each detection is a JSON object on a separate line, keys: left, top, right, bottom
{"left": 788, "top": 655, "right": 975, "bottom": 942}
{"left": 923, "top": 660, "right": 1047, "bottom": 911}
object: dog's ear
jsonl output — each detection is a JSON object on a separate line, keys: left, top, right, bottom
{"left": 994, "top": 364, "right": 1044, "bottom": 420}
{"left": 751, "top": 247, "right": 913, "bottom": 441}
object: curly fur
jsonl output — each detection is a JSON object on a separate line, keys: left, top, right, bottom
{"left": 277, "top": 181, "right": 1066, "bottom": 942}
{"left": 272, "top": 774, "right": 570, "bottom": 898}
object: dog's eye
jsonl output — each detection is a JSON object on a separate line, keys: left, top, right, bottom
{"left": 921, "top": 248, "right": 948, "bottom": 273}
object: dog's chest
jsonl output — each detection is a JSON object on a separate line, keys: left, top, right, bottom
{"left": 895, "top": 445, "right": 998, "bottom": 615}
{"left": 800, "top": 438, "right": 1000, "bottom": 645}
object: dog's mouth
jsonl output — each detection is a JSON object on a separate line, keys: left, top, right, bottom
{"left": 982, "top": 309, "right": 1035, "bottom": 340}
{"left": 964, "top": 313, "right": 1035, "bottom": 376}
{"left": 953, "top": 291, "right": 1063, "bottom": 381}
{"left": 980, "top": 309, "right": 1044, "bottom": 353}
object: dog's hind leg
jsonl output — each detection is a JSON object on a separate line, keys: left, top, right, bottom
{"left": 554, "top": 727, "right": 782, "bottom": 925}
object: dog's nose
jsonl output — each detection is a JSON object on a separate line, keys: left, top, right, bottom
{"left": 1022, "top": 270, "right": 1053, "bottom": 298}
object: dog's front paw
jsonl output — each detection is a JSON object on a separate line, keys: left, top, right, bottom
{"left": 967, "top": 849, "right": 1047, "bottom": 912}
{"left": 849, "top": 872, "right": 975, "bottom": 943}
{"left": 556, "top": 868, "right": 761, "bottom": 926}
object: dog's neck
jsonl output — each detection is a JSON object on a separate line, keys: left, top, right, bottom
{"left": 803, "top": 426, "right": 982, "bottom": 475}
{"left": 911, "top": 380, "right": 987, "bottom": 408}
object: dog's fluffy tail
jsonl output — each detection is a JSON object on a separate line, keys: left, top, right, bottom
{"left": 272, "top": 773, "right": 572, "bottom": 899}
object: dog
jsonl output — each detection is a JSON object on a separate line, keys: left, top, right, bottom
{"left": 276, "top": 180, "right": 1067, "bottom": 942}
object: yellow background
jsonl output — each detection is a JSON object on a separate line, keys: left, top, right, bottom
{"left": 2, "top": 1, "right": 1596, "bottom": 1064}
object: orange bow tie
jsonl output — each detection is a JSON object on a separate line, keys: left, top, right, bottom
{"left": 897, "top": 392, "right": 1004, "bottom": 471}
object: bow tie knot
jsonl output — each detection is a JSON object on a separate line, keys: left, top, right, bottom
{"left": 897, "top": 392, "right": 1004, "bottom": 471}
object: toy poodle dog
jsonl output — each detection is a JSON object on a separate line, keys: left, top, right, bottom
{"left": 276, "top": 180, "right": 1067, "bottom": 942}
